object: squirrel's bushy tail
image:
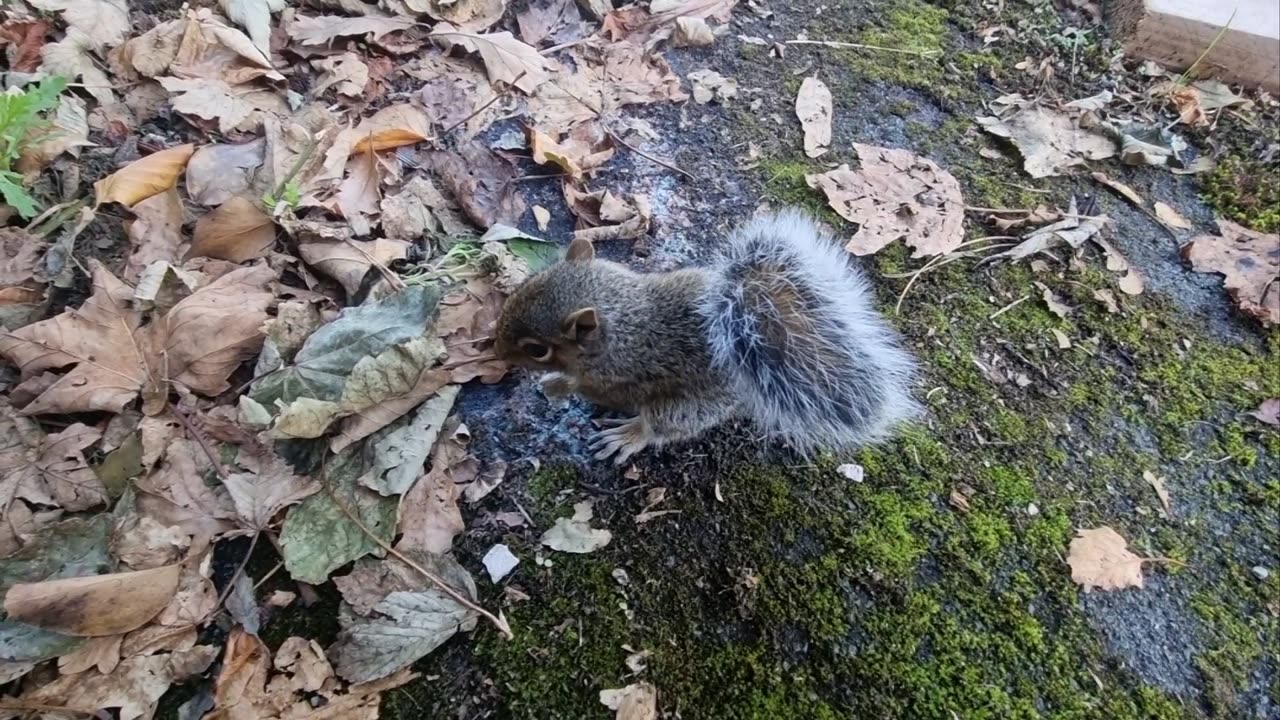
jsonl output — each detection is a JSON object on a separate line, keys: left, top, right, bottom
{"left": 699, "top": 210, "right": 920, "bottom": 454}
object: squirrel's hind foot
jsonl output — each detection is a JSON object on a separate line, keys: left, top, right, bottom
{"left": 589, "top": 416, "right": 652, "bottom": 466}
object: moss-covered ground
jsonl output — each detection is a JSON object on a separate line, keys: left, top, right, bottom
{"left": 248, "top": 1, "right": 1279, "bottom": 718}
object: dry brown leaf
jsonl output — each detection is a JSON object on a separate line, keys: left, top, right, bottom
{"left": 158, "top": 77, "right": 287, "bottom": 134}
{"left": 287, "top": 13, "right": 415, "bottom": 46}
{"left": 121, "top": 18, "right": 186, "bottom": 77}
{"left": 1142, "top": 470, "right": 1172, "bottom": 515}
{"left": 0, "top": 262, "right": 274, "bottom": 415}
{"left": 796, "top": 76, "right": 832, "bottom": 159}
{"left": 1182, "top": 219, "right": 1279, "bottom": 325}
{"left": 571, "top": 192, "right": 652, "bottom": 242}
{"left": 58, "top": 634, "right": 123, "bottom": 675}
{"left": 1094, "top": 288, "right": 1120, "bottom": 313}
{"left": 0, "top": 408, "right": 108, "bottom": 512}
{"left": 139, "top": 439, "right": 238, "bottom": 529}
{"left": 334, "top": 151, "right": 386, "bottom": 224}
{"left": 0, "top": 228, "right": 41, "bottom": 288}
{"left": 124, "top": 188, "right": 186, "bottom": 284}
{"left": 297, "top": 237, "right": 410, "bottom": 297}
{"left": 17, "top": 95, "right": 92, "bottom": 177}
{"left": 1067, "top": 526, "right": 1148, "bottom": 592}
{"left": 4, "top": 565, "right": 181, "bottom": 636}
{"left": 17, "top": 645, "right": 217, "bottom": 720}
{"left": 223, "top": 448, "right": 321, "bottom": 531}
{"left": 170, "top": 9, "right": 282, "bottom": 84}
{"left": 313, "top": 52, "right": 370, "bottom": 98}
{"left": 517, "top": 0, "right": 580, "bottom": 46}
{"left": 28, "top": 0, "right": 130, "bottom": 50}
{"left": 807, "top": 144, "right": 965, "bottom": 257}
{"left": 527, "top": 41, "right": 686, "bottom": 128}
{"left": 1250, "top": 398, "right": 1279, "bottom": 426}
{"left": 349, "top": 104, "right": 433, "bottom": 155}
{"left": 529, "top": 123, "right": 616, "bottom": 179}
{"left": 977, "top": 106, "right": 1116, "bottom": 178}
{"left": 600, "top": 682, "right": 658, "bottom": 720}
{"left": 187, "top": 139, "right": 266, "bottom": 206}
{"left": 1090, "top": 171, "right": 1144, "bottom": 207}
{"left": 40, "top": 29, "right": 116, "bottom": 105}
{"left": 430, "top": 27, "right": 550, "bottom": 93}
{"left": 673, "top": 16, "right": 715, "bottom": 47}
{"left": 0, "top": 19, "right": 51, "bottom": 73}
{"left": 1035, "top": 282, "right": 1072, "bottom": 317}
{"left": 1118, "top": 270, "right": 1145, "bottom": 296}
{"left": 396, "top": 463, "right": 465, "bottom": 556}
{"left": 426, "top": 141, "right": 526, "bottom": 229}
{"left": 1153, "top": 201, "right": 1191, "bottom": 230}
{"left": 94, "top": 144, "right": 196, "bottom": 208}
{"left": 435, "top": 280, "right": 507, "bottom": 383}
{"left": 688, "top": 68, "right": 736, "bottom": 104}
{"left": 190, "top": 196, "right": 277, "bottom": 263}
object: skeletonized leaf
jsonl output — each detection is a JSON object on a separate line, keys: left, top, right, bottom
{"left": 94, "top": 144, "right": 195, "bottom": 208}
{"left": 4, "top": 565, "right": 180, "bottom": 636}
{"left": 1067, "top": 526, "right": 1147, "bottom": 592}
{"left": 190, "top": 196, "right": 276, "bottom": 263}
{"left": 795, "top": 76, "right": 832, "bottom": 159}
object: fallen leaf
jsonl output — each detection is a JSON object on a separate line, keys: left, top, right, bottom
{"left": 1051, "top": 328, "right": 1072, "bottom": 349}
{"left": 996, "top": 199, "right": 1107, "bottom": 261}
{"left": 57, "top": 634, "right": 123, "bottom": 675}
{"left": 120, "top": 18, "right": 185, "bottom": 77}
{"left": 40, "top": 29, "right": 116, "bottom": 105}
{"left": 1036, "top": 281, "right": 1073, "bottom": 317}
{"left": 0, "top": 20, "right": 51, "bottom": 73}
{"left": 1246, "top": 397, "right": 1278, "bottom": 427}
{"left": 169, "top": 9, "right": 283, "bottom": 83}
{"left": 570, "top": 191, "right": 652, "bottom": 242}
{"left": 223, "top": 448, "right": 321, "bottom": 531}
{"left": 482, "top": 544, "right": 519, "bottom": 582}
{"left": 807, "top": 144, "right": 965, "bottom": 257}
{"left": 673, "top": 16, "right": 715, "bottom": 47}
{"left": 1153, "top": 201, "right": 1191, "bottom": 230}
{"left": 123, "top": 188, "right": 186, "bottom": 284}
{"left": 28, "top": 0, "right": 130, "bottom": 50}
{"left": 1182, "top": 219, "right": 1279, "bottom": 326}
{"left": 517, "top": 0, "right": 580, "bottom": 46}
{"left": 688, "top": 68, "right": 737, "bottom": 104}
{"left": 1090, "top": 171, "right": 1144, "bottom": 207}
{"left": 348, "top": 104, "right": 434, "bottom": 155}
{"left": 334, "top": 150, "right": 385, "bottom": 224}
{"left": 287, "top": 14, "right": 416, "bottom": 46}
{"left": 219, "top": 0, "right": 284, "bottom": 58}
{"left": 16, "top": 95, "right": 92, "bottom": 177}
{"left": 600, "top": 682, "right": 658, "bottom": 720}
{"left": 190, "top": 196, "right": 277, "bottom": 263}
{"left": 1067, "top": 526, "right": 1148, "bottom": 592}
{"left": 529, "top": 123, "right": 615, "bottom": 179}
{"left": 186, "top": 139, "right": 266, "bottom": 206}
{"left": 796, "top": 76, "right": 832, "bottom": 158}
{"left": 279, "top": 451, "right": 396, "bottom": 584}
{"left": 157, "top": 77, "right": 287, "bottom": 134}
{"left": 533, "top": 205, "right": 551, "bottom": 230}
{"left": 1142, "top": 470, "right": 1172, "bottom": 515}
{"left": 541, "top": 500, "right": 612, "bottom": 553}
{"left": 331, "top": 346, "right": 452, "bottom": 454}
{"left": 297, "top": 237, "right": 410, "bottom": 297}
{"left": 1062, "top": 89, "right": 1112, "bottom": 111}
{"left": 426, "top": 141, "right": 526, "bottom": 228}
{"left": 977, "top": 106, "right": 1115, "bottom": 178}
{"left": 4, "top": 565, "right": 180, "bottom": 636}
{"left": 430, "top": 27, "right": 549, "bottom": 93}
{"left": 1093, "top": 288, "right": 1120, "bottom": 313}
{"left": 396, "top": 461, "right": 464, "bottom": 556}
{"left": 358, "top": 378, "right": 458, "bottom": 495}
{"left": 1118, "top": 270, "right": 1145, "bottom": 296}
{"left": 16, "top": 645, "right": 216, "bottom": 720}
{"left": 330, "top": 551, "right": 478, "bottom": 683}
{"left": 94, "top": 144, "right": 196, "bottom": 208}
{"left": 313, "top": 51, "right": 371, "bottom": 98}
{"left": 1108, "top": 121, "right": 1186, "bottom": 167}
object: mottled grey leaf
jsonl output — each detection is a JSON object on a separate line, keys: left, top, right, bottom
{"left": 0, "top": 515, "right": 111, "bottom": 595}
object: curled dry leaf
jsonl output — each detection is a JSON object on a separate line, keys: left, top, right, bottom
{"left": 297, "top": 237, "right": 410, "bottom": 297}
{"left": 1067, "top": 526, "right": 1148, "bottom": 592}
{"left": 541, "top": 500, "right": 612, "bottom": 553}
{"left": 688, "top": 68, "right": 737, "bottom": 104}
{"left": 94, "top": 144, "right": 196, "bottom": 208}
{"left": 426, "top": 141, "right": 526, "bottom": 229}
{"left": 807, "top": 144, "right": 965, "bottom": 257}
{"left": 1181, "top": 219, "right": 1279, "bottom": 326}
{"left": 1090, "top": 171, "right": 1144, "bottom": 207}
{"left": 430, "top": 27, "right": 550, "bottom": 93}
{"left": 795, "top": 76, "right": 832, "bottom": 159}
{"left": 529, "top": 123, "right": 616, "bottom": 179}
{"left": 190, "top": 196, "right": 277, "bottom": 263}
{"left": 1142, "top": 470, "right": 1172, "bottom": 515}
{"left": 4, "top": 564, "right": 181, "bottom": 636}
{"left": 673, "top": 16, "right": 715, "bottom": 47}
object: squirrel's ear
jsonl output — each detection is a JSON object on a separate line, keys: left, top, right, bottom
{"left": 562, "top": 307, "right": 599, "bottom": 341}
{"left": 565, "top": 237, "right": 595, "bottom": 263}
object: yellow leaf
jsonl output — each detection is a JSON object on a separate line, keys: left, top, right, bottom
{"left": 94, "top": 144, "right": 195, "bottom": 207}
{"left": 4, "top": 564, "right": 181, "bottom": 636}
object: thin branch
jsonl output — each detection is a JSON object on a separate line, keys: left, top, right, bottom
{"left": 171, "top": 401, "right": 228, "bottom": 480}
{"left": 0, "top": 701, "right": 100, "bottom": 716}
{"left": 785, "top": 39, "right": 942, "bottom": 58}
{"left": 608, "top": 131, "right": 694, "bottom": 180}
{"left": 327, "top": 488, "right": 513, "bottom": 639}
{"left": 206, "top": 531, "right": 261, "bottom": 623}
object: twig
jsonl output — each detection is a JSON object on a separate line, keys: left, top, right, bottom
{"left": 1177, "top": 7, "right": 1237, "bottom": 85}
{"left": 270, "top": 136, "right": 319, "bottom": 208}
{"left": 170, "top": 401, "right": 228, "bottom": 480}
{"left": 440, "top": 71, "right": 527, "bottom": 136}
{"left": 206, "top": 531, "right": 261, "bottom": 623}
{"left": 785, "top": 39, "right": 942, "bottom": 58}
{"left": 0, "top": 701, "right": 100, "bottom": 716}
{"left": 989, "top": 295, "right": 1030, "bottom": 319}
{"left": 327, "top": 488, "right": 513, "bottom": 639}
{"left": 608, "top": 131, "right": 694, "bottom": 180}
{"left": 254, "top": 561, "right": 285, "bottom": 590}
{"left": 540, "top": 38, "right": 589, "bottom": 55}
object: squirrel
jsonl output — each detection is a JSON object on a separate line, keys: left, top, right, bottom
{"left": 494, "top": 209, "right": 920, "bottom": 465}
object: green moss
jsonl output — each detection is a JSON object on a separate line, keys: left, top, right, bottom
{"left": 965, "top": 511, "right": 1014, "bottom": 558}
{"left": 850, "top": 0, "right": 948, "bottom": 90}
{"left": 526, "top": 464, "right": 578, "bottom": 507}
{"left": 987, "top": 406, "right": 1029, "bottom": 442}
{"left": 1220, "top": 424, "right": 1258, "bottom": 467}
{"left": 982, "top": 465, "right": 1036, "bottom": 507}
{"left": 848, "top": 491, "right": 933, "bottom": 579}
{"left": 1202, "top": 155, "right": 1280, "bottom": 233}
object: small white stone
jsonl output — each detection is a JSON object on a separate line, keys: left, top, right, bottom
{"left": 1027, "top": 503, "right": 1040, "bottom": 516}
{"left": 1252, "top": 566, "right": 1271, "bottom": 581}
{"left": 837, "top": 463, "right": 865, "bottom": 482}
{"left": 482, "top": 544, "right": 520, "bottom": 583}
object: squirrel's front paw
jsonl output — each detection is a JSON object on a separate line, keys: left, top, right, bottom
{"left": 538, "top": 372, "right": 575, "bottom": 399}
{"left": 589, "top": 416, "right": 651, "bottom": 466}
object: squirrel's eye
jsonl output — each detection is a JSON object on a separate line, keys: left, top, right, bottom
{"left": 518, "top": 339, "right": 553, "bottom": 363}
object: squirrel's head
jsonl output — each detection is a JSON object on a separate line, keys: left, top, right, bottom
{"left": 495, "top": 237, "right": 605, "bottom": 373}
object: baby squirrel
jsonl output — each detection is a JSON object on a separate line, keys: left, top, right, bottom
{"left": 495, "top": 209, "right": 920, "bottom": 464}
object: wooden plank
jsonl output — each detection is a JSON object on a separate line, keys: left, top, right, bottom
{"left": 1108, "top": 0, "right": 1280, "bottom": 93}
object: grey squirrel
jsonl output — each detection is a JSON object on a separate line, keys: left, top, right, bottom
{"left": 494, "top": 209, "right": 920, "bottom": 464}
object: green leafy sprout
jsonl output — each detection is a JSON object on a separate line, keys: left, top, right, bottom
{"left": 0, "top": 76, "right": 68, "bottom": 219}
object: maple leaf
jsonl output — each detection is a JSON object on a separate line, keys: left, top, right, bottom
{"left": 1066, "top": 526, "right": 1149, "bottom": 592}
{"left": 0, "top": 404, "right": 107, "bottom": 512}
{"left": 0, "top": 262, "right": 274, "bottom": 416}
{"left": 222, "top": 447, "right": 321, "bottom": 531}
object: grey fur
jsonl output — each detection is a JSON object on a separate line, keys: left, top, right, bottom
{"left": 698, "top": 209, "right": 920, "bottom": 453}
{"left": 495, "top": 209, "right": 920, "bottom": 460}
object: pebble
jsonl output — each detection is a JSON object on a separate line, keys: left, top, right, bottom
{"left": 1251, "top": 566, "right": 1270, "bottom": 581}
